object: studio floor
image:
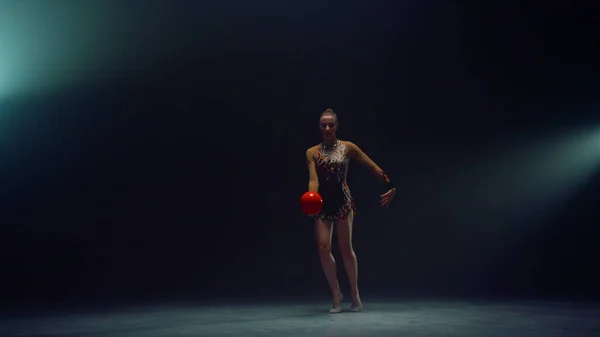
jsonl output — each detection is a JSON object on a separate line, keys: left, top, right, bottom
{"left": 1, "top": 297, "right": 598, "bottom": 336}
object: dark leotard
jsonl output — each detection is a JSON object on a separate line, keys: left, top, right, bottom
{"left": 314, "top": 140, "right": 356, "bottom": 221}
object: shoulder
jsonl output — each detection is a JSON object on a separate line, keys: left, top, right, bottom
{"left": 341, "top": 140, "right": 362, "bottom": 159}
{"left": 341, "top": 140, "right": 358, "bottom": 152}
{"left": 306, "top": 144, "right": 320, "bottom": 158}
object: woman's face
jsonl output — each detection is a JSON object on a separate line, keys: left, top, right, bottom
{"left": 319, "top": 115, "right": 337, "bottom": 141}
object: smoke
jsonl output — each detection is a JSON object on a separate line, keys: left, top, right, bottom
{"left": 0, "top": 1, "right": 183, "bottom": 99}
{"left": 440, "top": 125, "right": 600, "bottom": 234}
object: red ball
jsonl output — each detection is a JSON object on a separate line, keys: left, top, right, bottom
{"left": 300, "top": 192, "right": 323, "bottom": 215}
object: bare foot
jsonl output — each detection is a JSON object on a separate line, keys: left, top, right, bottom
{"left": 329, "top": 292, "right": 343, "bottom": 314}
{"left": 350, "top": 294, "right": 363, "bottom": 312}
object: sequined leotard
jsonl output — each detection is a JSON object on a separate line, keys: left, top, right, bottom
{"left": 314, "top": 140, "right": 356, "bottom": 221}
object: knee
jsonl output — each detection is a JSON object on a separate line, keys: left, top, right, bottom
{"left": 317, "top": 243, "right": 332, "bottom": 255}
{"left": 339, "top": 244, "right": 355, "bottom": 259}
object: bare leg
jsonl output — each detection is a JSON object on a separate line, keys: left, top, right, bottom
{"left": 315, "top": 218, "right": 343, "bottom": 313}
{"left": 337, "top": 211, "right": 363, "bottom": 311}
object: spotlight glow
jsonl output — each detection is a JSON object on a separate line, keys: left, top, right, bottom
{"left": 442, "top": 125, "right": 600, "bottom": 230}
{"left": 0, "top": 1, "right": 175, "bottom": 99}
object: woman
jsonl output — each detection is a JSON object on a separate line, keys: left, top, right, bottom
{"left": 305, "top": 108, "right": 396, "bottom": 313}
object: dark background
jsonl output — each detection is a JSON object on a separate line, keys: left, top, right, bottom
{"left": 0, "top": 0, "right": 599, "bottom": 309}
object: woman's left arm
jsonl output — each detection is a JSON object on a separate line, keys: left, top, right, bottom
{"left": 347, "top": 141, "right": 396, "bottom": 206}
{"left": 347, "top": 142, "right": 392, "bottom": 184}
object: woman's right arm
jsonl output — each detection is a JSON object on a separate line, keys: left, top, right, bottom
{"left": 306, "top": 148, "right": 319, "bottom": 192}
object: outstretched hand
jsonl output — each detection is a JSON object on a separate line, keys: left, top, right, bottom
{"left": 380, "top": 188, "right": 396, "bottom": 208}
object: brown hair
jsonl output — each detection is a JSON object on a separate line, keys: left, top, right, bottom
{"left": 320, "top": 108, "right": 338, "bottom": 124}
